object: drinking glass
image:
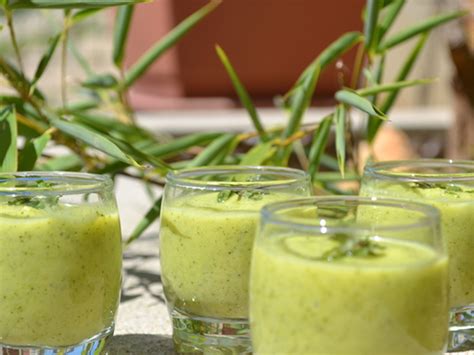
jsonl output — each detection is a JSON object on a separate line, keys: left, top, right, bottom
{"left": 160, "top": 166, "right": 311, "bottom": 354}
{"left": 0, "top": 172, "right": 122, "bottom": 354}
{"left": 361, "top": 159, "right": 474, "bottom": 352}
{"left": 250, "top": 196, "right": 448, "bottom": 355}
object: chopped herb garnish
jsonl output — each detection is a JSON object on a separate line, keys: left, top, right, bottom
{"left": 409, "top": 182, "right": 473, "bottom": 197}
{"left": 6, "top": 179, "right": 60, "bottom": 209}
{"left": 320, "top": 233, "right": 386, "bottom": 261}
{"left": 217, "top": 188, "right": 268, "bottom": 203}
{"left": 217, "top": 190, "right": 236, "bottom": 203}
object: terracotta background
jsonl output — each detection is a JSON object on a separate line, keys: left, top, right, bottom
{"left": 125, "top": 0, "right": 365, "bottom": 109}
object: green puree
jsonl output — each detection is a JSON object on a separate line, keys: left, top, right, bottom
{"left": 160, "top": 191, "right": 293, "bottom": 319}
{"left": 250, "top": 236, "right": 449, "bottom": 355}
{"left": 361, "top": 182, "right": 474, "bottom": 307}
{"left": 0, "top": 203, "right": 122, "bottom": 347}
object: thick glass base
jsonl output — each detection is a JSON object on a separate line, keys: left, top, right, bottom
{"left": 170, "top": 308, "right": 252, "bottom": 354}
{"left": 448, "top": 305, "right": 474, "bottom": 352}
{"left": 0, "top": 326, "right": 113, "bottom": 355}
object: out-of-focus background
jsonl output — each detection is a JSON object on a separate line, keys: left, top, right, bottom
{"left": 1, "top": 0, "right": 473, "bottom": 158}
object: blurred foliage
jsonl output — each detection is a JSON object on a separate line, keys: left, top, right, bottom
{"left": 0, "top": 0, "right": 465, "bottom": 244}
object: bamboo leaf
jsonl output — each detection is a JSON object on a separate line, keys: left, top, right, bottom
{"left": 209, "top": 136, "right": 239, "bottom": 165}
{"left": 187, "top": 133, "right": 235, "bottom": 168}
{"left": 82, "top": 74, "right": 119, "bottom": 89}
{"left": 335, "top": 105, "right": 346, "bottom": 176}
{"left": 368, "top": 33, "right": 427, "bottom": 142}
{"left": 294, "top": 32, "right": 362, "bottom": 89}
{"left": 379, "top": 10, "right": 467, "bottom": 51}
{"left": 37, "top": 153, "right": 82, "bottom": 171}
{"left": 71, "top": 8, "right": 103, "bottom": 24}
{"left": 97, "top": 132, "right": 221, "bottom": 174}
{"left": 9, "top": 0, "right": 149, "bottom": 9}
{"left": 356, "top": 78, "right": 435, "bottom": 96}
{"left": 32, "top": 34, "right": 61, "bottom": 86}
{"left": 48, "top": 114, "right": 139, "bottom": 167}
{"left": 113, "top": 5, "right": 134, "bottom": 67}
{"left": 0, "top": 57, "right": 45, "bottom": 101}
{"left": 124, "top": 0, "right": 221, "bottom": 88}
{"left": 376, "top": 0, "right": 405, "bottom": 43}
{"left": 18, "top": 130, "right": 51, "bottom": 171}
{"left": 275, "top": 65, "right": 320, "bottom": 164}
{"left": 321, "top": 154, "right": 339, "bottom": 171}
{"left": 125, "top": 195, "right": 162, "bottom": 246}
{"left": 335, "top": 90, "right": 387, "bottom": 120}
{"left": 308, "top": 114, "right": 333, "bottom": 179}
{"left": 365, "top": 0, "right": 381, "bottom": 51}
{"left": 275, "top": 32, "right": 362, "bottom": 164}
{"left": 69, "top": 40, "right": 95, "bottom": 77}
{"left": 239, "top": 140, "right": 276, "bottom": 166}
{"left": 105, "top": 135, "right": 171, "bottom": 171}
{"left": 0, "top": 106, "right": 17, "bottom": 172}
{"left": 216, "top": 45, "right": 267, "bottom": 141}
{"left": 63, "top": 99, "right": 99, "bottom": 113}
{"left": 73, "top": 113, "right": 156, "bottom": 142}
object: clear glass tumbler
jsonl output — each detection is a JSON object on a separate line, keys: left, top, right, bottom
{"left": 160, "top": 166, "right": 311, "bottom": 354}
{"left": 0, "top": 172, "right": 122, "bottom": 354}
{"left": 361, "top": 159, "right": 474, "bottom": 352}
{"left": 250, "top": 196, "right": 449, "bottom": 355}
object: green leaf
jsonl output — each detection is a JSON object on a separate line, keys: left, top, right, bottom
{"left": 356, "top": 78, "right": 435, "bottom": 96}
{"left": 37, "top": 153, "right": 82, "bottom": 171}
{"left": 105, "top": 135, "right": 171, "bottom": 171}
{"left": 125, "top": 195, "right": 162, "bottom": 246}
{"left": 364, "top": 0, "right": 381, "bottom": 51}
{"left": 294, "top": 32, "right": 363, "bottom": 88}
{"left": 124, "top": 0, "right": 222, "bottom": 88}
{"left": 239, "top": 140, "right": 276, "bottom": 166}
{"left": 275, "top": 32, "right": 362, "bottom": 165}
{"left": 0, "top": 57, "right": 45, "bottom": 101}
{"left": 32, "top": 34, "right": 61, "bottom": 86}
{"left": 18, "top": 131, "right": 51, "bottom": 171}
{"left": 216, "top": 45, "right": 267, "bottom": 141}
{"left": 48, "top": 114, "right": 139, "bottom": 167}
{"left": 376, "top": 0, "right": 405, "bottom": 44}
{"left": 368, "top": 33, "right": 427, "bottom": 142}
{"left": 335, "top": 105, "right": 346, "bottom": 176}
{"left": 275, "top": 65, "right": 321, "bottom": 164}
{"left": 97, "top": 132, "right": 221, "bottom": 174}
{"left": 68, "top": 40, "right": 95, "bottom": 77}
{"left": 378, "top": 10, "right": 467, "bottom": 51}
{"left": 73, "top": 113, "right": 157, "bottom": 142}
{"left": 335, "top": 90, "right": 386, "bottom": 120}
{"left": 308, "top": 114, "right": 333, "bottom": 179}
{"left": 82, "top": 74, "right": 119, "bottom": 89}
{"left": 314, "top": 171, "right": 360, "bottom": 183}
{"left": 321, "top": 154, "right": 340, "bottom": 171}
{"left": 9, "top": 0, "right": 148, "bottom": 9}
{"left": 209, "top": 136, "right": 239, "bottom": 166}
{"left": 71, "top": 8, "right": 103, "bottom": 24}
{"left": 113, "top": 5, "right": 134, "bottom": 67}
{"left": 0, "top": 106, "right": 17, "bottom": 172}
{"left": 187, "top": 133, "right": 235, "bottom": 168}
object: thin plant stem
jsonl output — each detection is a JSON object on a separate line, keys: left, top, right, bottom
{"left": 61, "top": 10, "right": 72, "bottom": 109}
{"left": 5, "top": 9, "right": 24, "bottom": 73}
{"left": 350, "top": 42, "right": 366, "bottom": 89}
{"left": 118, "top": 66, "right": 135, "bottom": 123}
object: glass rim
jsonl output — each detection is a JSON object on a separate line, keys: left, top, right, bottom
{"left": 364, "top": 159, "right": 474, "bottom": 183}
{"left": 0, "top": 171, "right": 113, "bottom": 196}
{"left": 261, "top": 196, "right": 441, "bottom": 235}
{"left": 166, "top": 165, "right": 310, "bottom": 191}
